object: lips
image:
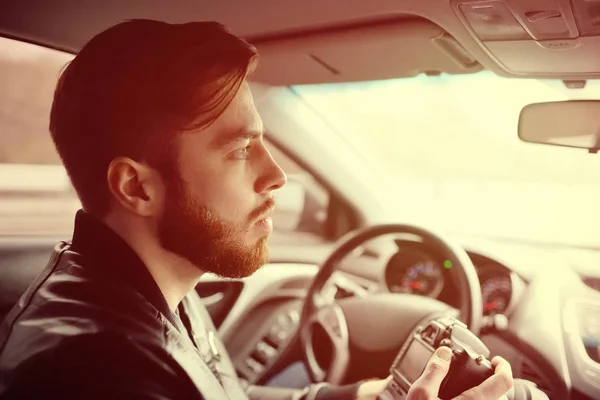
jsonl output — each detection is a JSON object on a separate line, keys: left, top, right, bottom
{"left": 254, "top": 207, "right": 274, "bottom": 224}
{"left": 250, "top": 197, "right": 275, "bottom": 222}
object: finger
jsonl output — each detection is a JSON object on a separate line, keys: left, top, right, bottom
{"left": 491, "top": 356, "right": 511, "bottom": 374}
{"left": 453, "top": 356, "right": 514, "bottom": 400}
{"left": 492, "top": 355, "right": 513, "bottom": 392}
{"left": 356, "top": 376, "right": 393, "bottom": 399}
{"left": 416, "top": 347, "right": 453, "bottom": 387}
{"left": 407, "top": 346, "right": 452, "bottom": 399}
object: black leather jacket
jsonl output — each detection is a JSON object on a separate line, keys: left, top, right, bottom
{"left": 0, "top": 211, "right": 359, "bottom": 400}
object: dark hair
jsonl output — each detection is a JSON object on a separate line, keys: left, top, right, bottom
{"left": 50, "top": 19, "right": 258, "bottom": 216}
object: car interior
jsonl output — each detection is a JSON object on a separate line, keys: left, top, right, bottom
{"left": 1, "top": 0, "right": 600, "bottom": 399}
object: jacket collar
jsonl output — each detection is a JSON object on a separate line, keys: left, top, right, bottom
{"left": 70, "top": 209, "right": 181, "bottom": 330}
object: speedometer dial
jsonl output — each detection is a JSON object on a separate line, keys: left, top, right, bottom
{"left": 401, "top": 261, "right": 444, "bottom": 297}
{"left": 385, "top": 249, "right": 444, "bottom": 298}
{"left": 481, "top": 275, "right": 512, "bottom": 315}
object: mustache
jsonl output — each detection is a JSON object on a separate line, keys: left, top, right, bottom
{"left": 248, "top": 197, "right": 276, "bottom": 223}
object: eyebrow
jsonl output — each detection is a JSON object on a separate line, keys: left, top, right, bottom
{"left": 210, "top": 128, "right": 264, "bottom": 149}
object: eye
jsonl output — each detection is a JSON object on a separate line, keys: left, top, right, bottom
{"left": 232, "top": 145, "right": 251, "bottom": 160}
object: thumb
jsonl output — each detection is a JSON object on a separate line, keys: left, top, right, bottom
{"left": 407, "top": 346, "right": 452, "bottom": 399}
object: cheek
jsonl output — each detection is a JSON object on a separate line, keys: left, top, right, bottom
{"left": 182, "top": 158, "right": 255, "bottom": 221}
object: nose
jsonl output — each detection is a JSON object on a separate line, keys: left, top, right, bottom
{"left": 255, "top": 147, "right": 287, "bottom": 194}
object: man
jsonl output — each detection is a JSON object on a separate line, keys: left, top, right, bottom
{"left": 0, "top": 20, "right": 513, "bottom": 400}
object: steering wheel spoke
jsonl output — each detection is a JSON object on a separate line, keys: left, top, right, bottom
{"left": 301, "top": 304, "right": 349, "bottom": 385}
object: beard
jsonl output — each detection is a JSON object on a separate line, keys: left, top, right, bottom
{"left": 157, "top": 178, "right": 273, "bottom": 279}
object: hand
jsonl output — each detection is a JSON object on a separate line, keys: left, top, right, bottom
{"left": 355, "top": 376, "right": 393, "bottom": 400}
{"left": 407, "top": 346, "right": 514, "bottom": 400}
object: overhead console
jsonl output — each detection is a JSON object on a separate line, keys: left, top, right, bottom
{"left": 453, "top": 0, "right": 600, "bottom": 77}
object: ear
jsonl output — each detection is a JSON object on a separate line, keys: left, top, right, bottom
{"left": 106, "top": 157, "right": 162, "bottom": 217}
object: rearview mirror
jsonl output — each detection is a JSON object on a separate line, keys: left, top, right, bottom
{"left": 518, "top": 101, "right": 600, "bottom": 153}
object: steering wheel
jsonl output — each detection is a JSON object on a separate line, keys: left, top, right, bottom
{"left": 299, "top": 224, "right": 483, "bottom": 385}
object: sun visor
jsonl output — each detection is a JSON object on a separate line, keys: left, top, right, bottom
{"left": 249, "top": 18, "right": 483, "bottom": 85}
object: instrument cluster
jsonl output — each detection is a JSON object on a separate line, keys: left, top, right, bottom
{"left": 384, "top": 245, "right": 515, "bottom": 316}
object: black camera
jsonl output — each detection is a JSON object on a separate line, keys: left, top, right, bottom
{"left": 378, "top": 316, "right": 494, "bottom": 400}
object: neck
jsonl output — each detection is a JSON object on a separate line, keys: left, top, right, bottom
{"left": 103, "top": 212, "right": 203, "bottom": 311}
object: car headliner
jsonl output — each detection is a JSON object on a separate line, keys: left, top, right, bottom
{"left": 2, "top": 0, "right": 600, "bottom": 85}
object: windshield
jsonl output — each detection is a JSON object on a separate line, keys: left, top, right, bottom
{"left": 293, "top": 73, "right": 600, "bottom": 248}
{"left": 2, "top": 34, "right": 598, "bottom": 247}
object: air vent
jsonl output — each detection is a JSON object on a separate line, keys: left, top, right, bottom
{"left": 583, "top": 277, "right": 600, "bottom": 292}
{"left": 520, "top": 361, "right": 552, "bottom": 395}
{"left": 333, "top": 284, "right": 355, "bottom": 300}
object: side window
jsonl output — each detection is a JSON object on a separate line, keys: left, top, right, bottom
{"left": 0, "top": 37, "right": 78, "bottom": 236}
{"left": 266, "top": 140, "right": 330, "bottom": 241}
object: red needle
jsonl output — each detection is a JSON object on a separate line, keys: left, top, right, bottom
{"left": 409, "top": 281, "right": 421, "bottom": 289}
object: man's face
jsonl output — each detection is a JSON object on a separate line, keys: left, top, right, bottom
{"left": 157, "top": 82, "right": 286, "bottom": 278}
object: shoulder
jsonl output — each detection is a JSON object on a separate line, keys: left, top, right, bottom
{"left": 2, "top": 332, "right": 195, "bottom": 400}
{"left": 2, "top": 245, "right": 167, "bottom": 348}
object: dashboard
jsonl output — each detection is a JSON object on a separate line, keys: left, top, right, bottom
{"left": 209, "top": 236, "right": 600, "bottom": 400}
{"left": 382, "top": 240, "right": 524, "bottom": 318}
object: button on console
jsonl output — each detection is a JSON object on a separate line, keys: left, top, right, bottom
{"left": 256, "top": 341, "right": 277, "bottom": 358}
{"left": 245, "top": 357, "right": 263, "bottom": 374}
